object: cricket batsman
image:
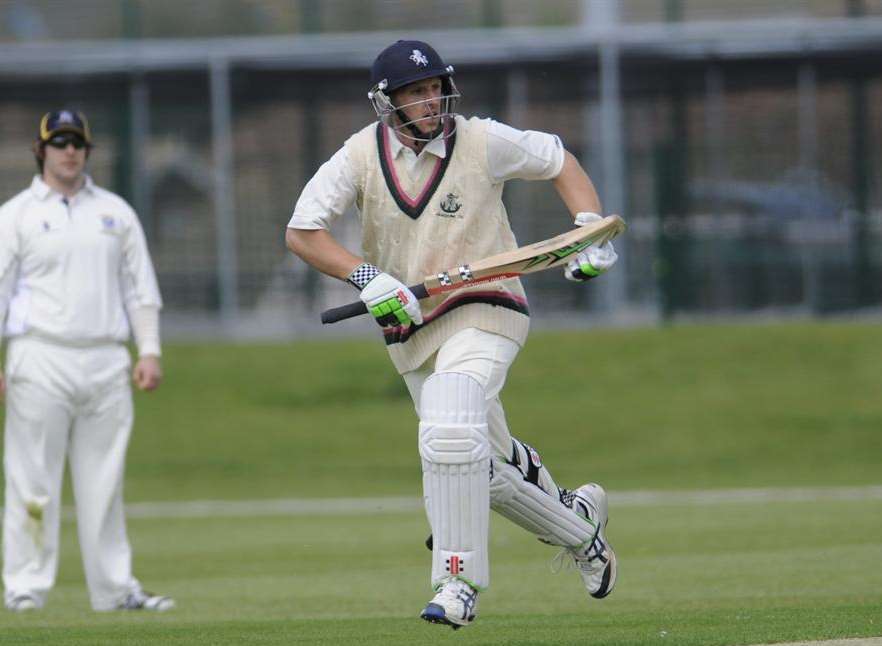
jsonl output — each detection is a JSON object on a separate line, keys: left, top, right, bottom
{"left": 285, "top": 40, "right": 618, "bottom": 629}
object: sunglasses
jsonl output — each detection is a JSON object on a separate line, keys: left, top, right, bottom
{"left": 46, "top": 134, "right": 88, "bottom": 150}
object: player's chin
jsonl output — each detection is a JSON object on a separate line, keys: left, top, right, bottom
{"left": 416, "top": 123, "right": 440, "bottom": 138}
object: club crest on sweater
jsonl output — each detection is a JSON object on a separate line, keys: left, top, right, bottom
{"left": 437, "top": 192, "right": 463, "bottom": 218}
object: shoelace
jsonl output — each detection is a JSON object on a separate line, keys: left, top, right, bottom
{"left": 434, "top": 581, "right": 477, "bottom": 619}
{"left": 551, "top": 548, "right": 608, "bottom": 580}
{"left": 454, "top": 586, "right": 478, "bottom": 616}
{"left": 550, "top": 529, "right": 607, "bottom": 575}
{"left": 452, "top": 584, "right": 476, "bottom": 599}
{"left": 550, "top": 547, "right": 573, "bottom": 574}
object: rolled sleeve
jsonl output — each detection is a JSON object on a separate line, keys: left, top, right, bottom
{"left": 288, "top": 145, "right": 358, "bottom": 230}
{"left": 486, "top": 119, "right": 565, "bottom": 183}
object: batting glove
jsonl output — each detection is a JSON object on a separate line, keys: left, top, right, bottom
{"left": 564, "top": 212, "right": 618, "bottom": 282}
{"left": 350, "top": 264, "right": 424, "bottom": 327}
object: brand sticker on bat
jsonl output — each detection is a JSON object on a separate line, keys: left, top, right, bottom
{"left": 524, "top": 239, "right": 594, "bottom": 270}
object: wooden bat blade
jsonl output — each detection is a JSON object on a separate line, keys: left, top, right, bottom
{"left": 321, "top": 214, "right": 625, "bottom": 325}
{"left": 425, "top": 215, "right": 625, "bottom": 294}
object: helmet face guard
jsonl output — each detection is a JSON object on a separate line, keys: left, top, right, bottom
{"left": 368, "top": 40, "right": 461, "bottom": 143}
{"left": 368, "top": 72, "right": 460, "bottom": 143}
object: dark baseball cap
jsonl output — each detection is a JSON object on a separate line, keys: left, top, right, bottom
{"left": 38, "top": 110, "right": 92, "bottom": 145}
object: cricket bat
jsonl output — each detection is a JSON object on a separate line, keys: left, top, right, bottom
{"left": 320, "top": 214, "right": 626, "bottom": 324}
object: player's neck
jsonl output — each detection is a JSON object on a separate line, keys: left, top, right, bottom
{"left": 396, "top": 130, "right": 426, "bottom": 155}
{"left": 43, "top": 171, "right": 85, "bottom": 198}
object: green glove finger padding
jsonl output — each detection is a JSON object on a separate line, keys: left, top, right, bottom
{"left": 578, "top": 260, "right": 602, "bottom": 277}
{"left": 370, "top": 298, "right": 411, "bottom": 326}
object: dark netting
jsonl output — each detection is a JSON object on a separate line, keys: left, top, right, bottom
{"left": 1, "top": 5, "right": 881, "bottom": 332}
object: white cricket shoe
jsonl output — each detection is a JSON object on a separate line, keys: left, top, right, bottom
{"left": 420, "top": 577, "right": 479, "bottom": 629}
{"left": 558, "top": 482, "right": 617, "bottom": 599}
{"left": 116, "top": 588, "right": 175, "bottom": 611}
{"left": 6, "top": 595, "right": 38, "bottom": 612}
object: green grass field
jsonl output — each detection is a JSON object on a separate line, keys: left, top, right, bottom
{"left": 1, "top": 322, "right": 881, "bottom": 645}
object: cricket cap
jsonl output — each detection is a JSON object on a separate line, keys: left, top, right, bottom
{"left": 37, "top": 109, "right": 92, "bottom": 145}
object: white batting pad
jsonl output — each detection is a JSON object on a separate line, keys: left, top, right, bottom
{"left": 490, "top": 460, "right": 596, "bottom": 547}
{"left": 419, "top": 372, "right": 490, "bottom": 591}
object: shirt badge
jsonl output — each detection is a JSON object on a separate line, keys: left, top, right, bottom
{"left": 437, "top": 192, "right": 462, "bottom": 218}
{"left": 101, "top": 215, "right": 116, "bottom": 230}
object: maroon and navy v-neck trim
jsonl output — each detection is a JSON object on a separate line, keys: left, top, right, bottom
{"left": 376, "top": 121, "right": 456, "bottom": 220}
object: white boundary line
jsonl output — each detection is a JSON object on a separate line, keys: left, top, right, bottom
{"left": 611, "top": 485, "right": 882, "bottom": 506}
{"left": 0, "top": 485, "right": 874, "bottom": 522}
{"left": 123, "top": 496, "right": 422, "bottom": 519}
{"left": 109, "top": 484, "right": 882, "bottom": 520}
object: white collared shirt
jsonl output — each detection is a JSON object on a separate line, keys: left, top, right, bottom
{"left": 288, "top": 118, "right": 564, "bottom": 230}
{"left": 0, "top": 175, "right": 162, "bottom": 352}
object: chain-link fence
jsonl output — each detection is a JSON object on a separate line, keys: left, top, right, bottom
{"left": 1, "top": 2, "right": 880, "bottom": 337}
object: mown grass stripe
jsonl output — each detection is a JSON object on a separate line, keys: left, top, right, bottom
{"left": 102, "top": 485, "right": 882, "bottom": 520}
{"left": 4, "top": 485, "right": 878, "bottom": 522}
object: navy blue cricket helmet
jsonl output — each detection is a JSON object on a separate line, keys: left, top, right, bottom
{"left": 370, "top": 40, "right": 453, "bottom": 93}
{"left": 368, "top": 40, "right": 460, "bottom": 141}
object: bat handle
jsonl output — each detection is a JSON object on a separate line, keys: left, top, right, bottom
{"left": 321, "top": 283, "right": 429, "bottom": 324}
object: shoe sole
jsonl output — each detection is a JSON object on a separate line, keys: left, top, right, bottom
{"left": 580, "top": 483, "right": 617, "bottom": 599}
{"left": 590, "top": 547, "right": 617, "bottom": 599}
{"left": 420, "top": 603, "right": 472, "bottom": 630}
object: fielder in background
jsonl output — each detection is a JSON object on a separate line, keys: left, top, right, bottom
{"left": 0, "top": 110, "right": 174, "bottom": 613}
{"left": 286, "top": 40, "right": 617, "bottom": 629}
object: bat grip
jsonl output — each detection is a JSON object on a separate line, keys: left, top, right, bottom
{"left": 321, "top": 283, "right": 429, "bottom": 324}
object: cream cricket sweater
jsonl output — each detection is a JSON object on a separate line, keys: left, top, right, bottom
{"left": 346, "top": 115, "right": 530, "bottom": 374}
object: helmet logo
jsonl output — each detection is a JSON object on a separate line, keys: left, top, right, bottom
{"left": 58, "top": 110, "right": 75, "bottom": 123}
{"left": 409, "top": 49, "right": 429, "bottom": 67}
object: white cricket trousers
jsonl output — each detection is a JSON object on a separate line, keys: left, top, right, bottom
{"left": 3, "top": 336, "right": 140, "bottom": 611}
{"left": 403, "top": 328, "right": 520, "bottom": 464}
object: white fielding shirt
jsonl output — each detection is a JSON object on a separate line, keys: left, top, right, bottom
{"left": 0, "top": 176, "right": 162, "bottom": 356}
{"left": 288, "top": 118, "right": 565, "bottom": 230}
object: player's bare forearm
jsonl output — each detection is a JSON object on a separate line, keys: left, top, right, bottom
{"left": 285, "top": 227, "right": 363, "bottom": 281}
{"left": 553, "top": 150, "right": 603, "bottom": 219}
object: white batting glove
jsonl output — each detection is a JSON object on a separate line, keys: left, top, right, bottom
{"left": 564, "top": 211, "right": 618, "bottom": 282}
{"left": 350, "top": 264, "right": 423, "bottom": 327}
